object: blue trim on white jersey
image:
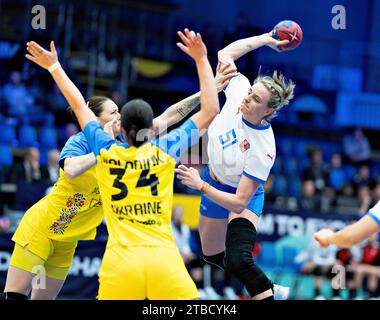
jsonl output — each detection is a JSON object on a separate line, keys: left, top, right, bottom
{"left": 242, "top": 117, "right": 270, "bottom": 130}
{"left": 242, "top": 170, "right": 266, "bottom": 184}
{"left": 368, "top": 211, "right": 380, "bottom": 226}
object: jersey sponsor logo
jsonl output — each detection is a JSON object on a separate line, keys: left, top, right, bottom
{"left": 123, "top": 217, "right": 160, "bottom": 226}
{"left": 239, "top": 139, "right": 250, "bottom": 152}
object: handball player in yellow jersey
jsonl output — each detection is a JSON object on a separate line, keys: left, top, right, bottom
{"left": 1, "top": 35, "right": 235, "bottom": 300}
{"left": 37, "top": 28, "right": 219, "bottom": 299}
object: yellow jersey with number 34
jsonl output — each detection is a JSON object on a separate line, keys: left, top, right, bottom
{"left": 84, "top": 119, "right": 199, "bottom": 248}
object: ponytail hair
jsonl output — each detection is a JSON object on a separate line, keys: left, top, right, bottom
{"left": 120, "top": 99, "right": 153, "bottom": 147}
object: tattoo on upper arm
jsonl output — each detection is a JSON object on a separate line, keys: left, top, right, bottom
{"left": 176, "top": 95, "right": 200, "bottom": 118}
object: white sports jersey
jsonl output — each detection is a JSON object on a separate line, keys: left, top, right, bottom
{"left": 368, "top": 201, "right": 380, "bottom": 226}
{"left": 207, "top": 73, "right": 276, "bottom": 188}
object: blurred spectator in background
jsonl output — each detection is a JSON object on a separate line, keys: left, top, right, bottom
{"left": 334, "top": 245, "right": 362, "bottom": 299}
{"left": 343, "top": 128, "right": 371, "bottom": 167}
{"left": 352, "top": 165, "right": 375, "bottom": 193}
{"left": 371, "top": 184, "right": 380, "bottom": 208}
{"left": 303, "top": 148, "right": 330, "bottom": 194}
{"left": 352, "top": 234, "right": 380, "bottom": 299}
{"left": 0, "top": 216, "right": 11, "bottom": 233}
{"left": 295, "top": 238, "right": 338, "bottom": 299}
{"left": 358, "top": 185, "right": 372, "bottom": 215}
{"left": 1, "top": 70, "right": 54, "bottom": 126}
{"left": 335, "top": 183, "right": 361, "bottom": 215}
{"left": 328, "top": 153, "right": 346, "bottom": 193}
{"left": 171, "top": 205, "right": 196, "bottom": 266}
{"left": 10, "top": 148, "right": 50, "bottom": 211}
{"left": 10, "top": 148, "right": 46, "bottom": 184}
{"left": 297, "top": 179, "right": 321, "bottom": 211}
{"left": 171, "top": 205, "right": 205, "bottom": 290}
{"left": 320, "top": 186, "right": 336, "bottom": 213}
{"left": 1, "top": 71, "right": 34, "bottom": 124}
{"left": 43, "top": 149, "right": 60, "bottom": 184}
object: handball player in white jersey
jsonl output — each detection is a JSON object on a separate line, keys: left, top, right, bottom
{"left": 176, "top": 31, "right": 295, "bottom": 300}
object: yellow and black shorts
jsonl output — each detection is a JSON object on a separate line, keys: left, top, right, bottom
{"left": 11, "top": 219, "right": 78, "bottom": 281}
{"left": 98, "top": 245, "right": 199, "bottom": 300}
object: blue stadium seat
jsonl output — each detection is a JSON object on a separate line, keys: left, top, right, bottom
{"left": 0, "top": 145, "right": 13, "bottom": 166}
{"left": 40, "top": 127, "right": 58, "bottom": 149}
{"left": 288, "top": 179, "right": 302, "bottom": 197}
{"left": 39, "top": 148, "right": 49, "bottom": 166}
{"left": 277, "top": 138, "right": 293, "bottom": 157}
{"left": 273, "top": 175, "right": 287, "bottom": 196}
{"left": 0, "top": 123, "right": 17, "bottom": 147}
{"left": 330, "top": 168, "right": 346, "bottom": 191}
{"left": 283, "top": 157, "right": 298, "bottom": 177}
{"left": 293, "top": 141, "right": 306, "bottom": 159}
{"left": 271, "top": 156, "right": 282, "bottom": 175}
{"left": 343, "top": 165, "right": 357, "bottom": 182}
{"left": 19, "top": 125, "right": 39, "bottom": 148}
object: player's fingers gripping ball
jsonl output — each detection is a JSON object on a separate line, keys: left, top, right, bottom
{"left": 271, "top": 20, "right": 303, "bottom": 50}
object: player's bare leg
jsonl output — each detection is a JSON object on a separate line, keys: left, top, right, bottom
{"left": 31, "top": 276, "right": 65, "bottom": 300}
{"left": 3, "top": 266, "right": 34, "bottom": 298}
{"left": 198, "top": 215, "right": 228, "bottom": 256}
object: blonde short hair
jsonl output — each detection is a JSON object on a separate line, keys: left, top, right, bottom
{"left": 254, "top": 70, "right": 295, "bottom": 121}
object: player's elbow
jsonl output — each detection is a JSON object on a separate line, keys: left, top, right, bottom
{"left": 235, "top": 197, "right": 250, "bottom": 214}
{"left": 234, "top": 195, "right": 251, "bottom": 213}
{"left": 235, "top": 204, "right": 245, "bottom": 214}
{"left": 63, "top": 163, "right": 79, "bottom": 179}
{"left": 218, "top": 50, "right": 228, "bottom": 61}
{"left": 64, "top": 168, "right": 77, "bottom": 179}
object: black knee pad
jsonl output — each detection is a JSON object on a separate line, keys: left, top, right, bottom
{"left": 224, "top": 218, "right": 272, "bottom": 297}
{"left": 203, "top": 251, "right": 226, "bottom": 270}
{"left": 0, "top": 292, "right": 28, "bottom": 300}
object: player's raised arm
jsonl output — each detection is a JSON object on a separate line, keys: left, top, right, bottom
{"left": 176, "top": 28, "right": 219, "bottom": 133}
{"left": 25, "top": 41, "right": 96, "bottom": 130}
{"left": 217, "top": 32, "right": 289, "bottom": 68}
{"left": 153, "top": 62, "right": 236, "bottom": 135}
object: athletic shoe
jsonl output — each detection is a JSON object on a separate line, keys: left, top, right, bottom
{"left": 273, "top": 284, "right": 290, "bottom": 300}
